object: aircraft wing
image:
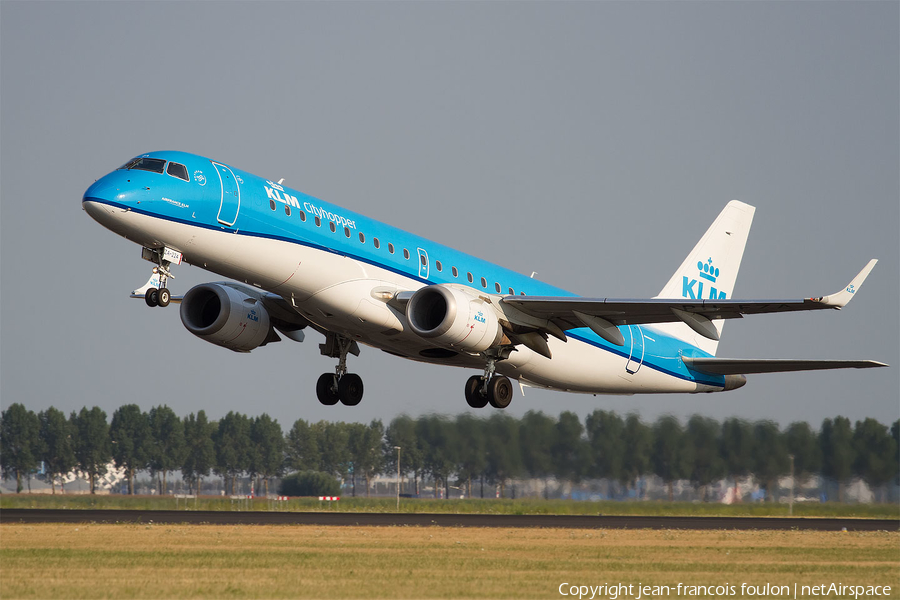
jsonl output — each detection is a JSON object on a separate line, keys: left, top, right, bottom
{"left": 683, "top": 357, "right": 887, "bottom": 375}
{"left": 500, "top": 260, "right": 877, "bottom": 346}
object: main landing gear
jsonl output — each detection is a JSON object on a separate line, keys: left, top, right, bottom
{"left": 316, "top": 333, "right": 364, "bottom": 406}
{"left": 464, "top": 357, "right": 514, "bottom": 409}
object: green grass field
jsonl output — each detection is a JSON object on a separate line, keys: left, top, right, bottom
{"left": 1, "top": 493, "right": 898, "bottom": 519}
{"left": 1, "top": 524, "right": 898, "bottom": 599}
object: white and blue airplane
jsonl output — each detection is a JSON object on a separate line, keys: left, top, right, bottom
{"left": 83, "top": 151, "right": 886, "bottom": 408}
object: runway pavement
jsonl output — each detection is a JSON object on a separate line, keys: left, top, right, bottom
{"left": 2, "top": 509, "right": 897, "bottom": 530}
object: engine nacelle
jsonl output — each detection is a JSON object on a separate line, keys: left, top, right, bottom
{"left": 180, "top": 284, "right": 272, "bottom": 352}
{"left": 406, "top": 285, "right": 503, "bottom": 353}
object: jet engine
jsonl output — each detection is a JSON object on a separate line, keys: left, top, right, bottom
{"left": 406, "top": 284, "right": 503, "bottom": 353}
{"left": 180, "top": 283, "right": 274, "bottom": 352}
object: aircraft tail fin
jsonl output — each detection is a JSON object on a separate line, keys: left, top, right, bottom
{"left": 653, "top": 200, "right": 756, "bottom": 355}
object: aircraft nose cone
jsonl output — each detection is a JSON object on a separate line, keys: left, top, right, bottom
{"left": 82, "top": 198, "right": 116, "bottom": 222}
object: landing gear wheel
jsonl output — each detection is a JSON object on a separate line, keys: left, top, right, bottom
{"left": 464, "top": 375, "right": 489, "bottom": 409}
{"left": 157, "top": 287, "right": 171, "bottom": 307}
{"left": 338, "top": 373, "right": 364, "bottom": 406}
{"left": 488, "top": 376, "right": 513, "bottom": 409}
{"left": 144, "top": 288, "right": 159, "bottom": 307}
{"left": 316, "top": 373, "right": 340, "bottom": 406}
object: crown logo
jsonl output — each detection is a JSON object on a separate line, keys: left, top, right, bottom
{"left": 697, "top": 258, "right": 719, "bottom": 283}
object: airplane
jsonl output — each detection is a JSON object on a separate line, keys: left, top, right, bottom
{"left": 82, "top": 151, "right": 887, "bottom": 409}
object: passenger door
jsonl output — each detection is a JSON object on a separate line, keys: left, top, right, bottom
{"left": 213, "top": 162, "right": 240, "bottom": 226}
{"left": 625, "top": 325, "right": 645, "bottom": 374}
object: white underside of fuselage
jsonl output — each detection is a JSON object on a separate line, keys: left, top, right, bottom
{"left": 86, "top": 202, "right": 711, "bottom": 395}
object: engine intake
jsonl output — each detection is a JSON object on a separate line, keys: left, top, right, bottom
{"left": 180, "top": 284, "right": 272, "bottom": 352}
{"left": 406, "top": 285, "right": 503, "bottom": 353}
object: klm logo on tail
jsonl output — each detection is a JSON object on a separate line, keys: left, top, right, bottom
{"left": 683, "top": 258, "right": 727, "bottom": 300}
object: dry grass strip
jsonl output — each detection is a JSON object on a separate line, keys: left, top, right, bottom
{"left": 1, "top": 524, "right": 897, "bottom": 599}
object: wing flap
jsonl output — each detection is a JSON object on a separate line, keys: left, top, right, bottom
{"left": 683, "top": 357, "right": 888, "bottom": 375}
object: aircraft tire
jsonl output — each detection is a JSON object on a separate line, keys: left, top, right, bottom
{"left": 144, "top": 288, "right": 159, "bottom": 307}
{"left": 464, "top": 375, "right": 489, "bottom": 409}
{"left": 338, "top": 373, "right": 364, "bottom": 406}
{"left": 316, "top": 373, "right": 340, "bottom": 406}
{"left": 488, "top": 376, "right": 513, "bottom": 409}
{"left": 158, "top": 288, "right": 171, "bottom": 307}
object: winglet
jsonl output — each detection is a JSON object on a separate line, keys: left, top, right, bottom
{"left": 813, "top": 259, "right": 877, "bottom": 308}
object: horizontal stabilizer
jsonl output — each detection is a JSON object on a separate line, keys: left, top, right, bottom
{"left": 683, "top": 357, "right": 888, "bottom": 375}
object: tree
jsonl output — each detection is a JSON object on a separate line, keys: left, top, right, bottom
{"left": 651, "top": 415, "right": 691, "bottom": 501}
{"left": 349, "top": 419, "right": 384, "bottom": 498}
{"left": 585, "top": 410, "right": 624, "bottom": 495}
{"left": 685, "top": 415, "right": 724, "bottom": 501}
{"left": 454, "top": 414, "right": 486, "bottom": 498}
{"left": 251, "top": 414, "right": 285, "bottom": 495}
{"left": 71, "top": 406, "right": 111, "bottom": 494}
{"left": 785, "top": 421, "right": 821, "bottom": 484}
{"left": 384, "top": 415, "right": 424, "bottom": 495}
{"left": 753, "top": 420, "right": 788, "bottom": 501}
{"left": 851, "top": 418, "right": 897, "bottom": 502}
{"left": 314, "top": 421, "right": 351, "bottom": 481}
{"left": 214, "top": 411, "right": 253, "bottom": 494}
{"left": 519, "top": 411, "right": 556, "bottom": 498}
{"left": 720, "top": 418, "right": 755, "bottom": 499}
{"left": 820, "top": 417, "right": 855, "bottom": 502}
{"left": 484, "top": 413, "right": 521, "bottom": 498}
{"left": 148, "top": 405, "right": 186, "bottom": 494}
{"left": 0, "top": 403, "right": 41, "bottom": 493}
{"left": 285, "top": 418, "right": 321, "bottom": 472}
{"left": 182, "top": 411, "right": 216, "bottom": 494}
{"left": 552, "top": 411, "right": 589, "bottom": 490}
{"left": 621, "top": 414, "right": 652, "bottom": 497}
{"left": 109, "top": 404, "right": 151, "bottom": 494}
{"left": 417, "top": 415, "right": 457, "bottom": 498}
{"left": 38, "top": 407, "right": 76, "bottom": 494}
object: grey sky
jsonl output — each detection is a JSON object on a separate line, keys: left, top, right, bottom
{"left": 1, "top": 1, "right": 897, "bottom": 431}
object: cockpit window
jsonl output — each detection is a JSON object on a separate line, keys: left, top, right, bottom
{"left": 121, "top": 157, "right": 166, "bottom": 174}
{"left": 166, "top": 162, "right": 189, "bottom": 181}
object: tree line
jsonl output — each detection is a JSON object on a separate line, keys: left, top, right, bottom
{"left": 1, "top": 403, "right": 897, "bottom": 501}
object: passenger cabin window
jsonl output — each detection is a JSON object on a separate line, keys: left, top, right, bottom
{"left": 329, "top": 222, "right": 336, "bottom": 233}
{"left": 270, "top": 199, "right": 276, "bottom": 211}
{"left": 435, "top": 261, "right": 442, "bottom": 272}
{"left": 122, "top": 157, "right": 166, "bottom": 174}
{"left": 452, "top": 266, "right": 458, "bottom": 277}
{"left": 420, "top": 254, "right": 427, "bottom": 266}
{"left": 403, "top": 248, "right": 409, "bottom": 260}
{"left": 467, "top": 272, "right": 473, "bottom": 283}
{"left": 508, "top": 287, "right": 514, "bottom": 295}
{"left": 285, "top": 205, "right": 291, "bottom": 216}
{"left": 344, "top": 227, "right": 351, "bottom": 238}
{"left": 481, "top": 277, "right": 487, "bottom": 288}
{"left": 299, "top": 210, "right": 306, "bottom": 222}
{"left": 388, "top": 243, "right": 394, "bottom": 254}
{"left": 359, "top": 232, "right": 365, "bottom": 243}
{"left": 166, "top": 162, "right": 189, "bottom": 181}
{"left": 494, "top": 283, "right": 501, "bottom": 293}
{"left": 374, "top": 238, "right": 380, "bottom": 249}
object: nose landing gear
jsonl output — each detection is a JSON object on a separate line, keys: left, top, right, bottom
{"left": 136, "top": 247, "right": 180, "bottom": 308}
{"left": 316, "top": 333, "right": 364, "bottom": 406}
